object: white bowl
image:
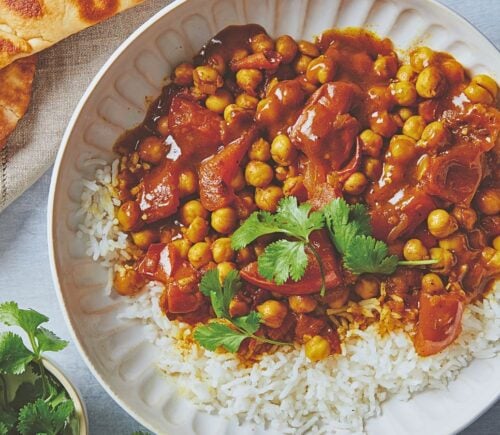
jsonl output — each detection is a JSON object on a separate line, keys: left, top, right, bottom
{"left": 48, "top": 0, "right": 500, "bottom": 433}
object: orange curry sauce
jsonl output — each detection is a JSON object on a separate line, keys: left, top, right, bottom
{"left": 112, "top": 25, "right": 500, "bottom": 361}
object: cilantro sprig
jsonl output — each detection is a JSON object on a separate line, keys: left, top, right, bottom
{"left": 193, "top": 269, "right": 288, "bottom": 352}
{"left": 0, "top": 302, "right": 78, "bottom": 434}
{"left": 232, "top": 196, "right": 326, "bottom": 294}
{"left": 323, "top": 198, "right": 437, "bottom": 275}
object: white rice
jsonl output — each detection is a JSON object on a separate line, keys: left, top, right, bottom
{"left": 78, "top": 159, "right": 500, "bottom": 434}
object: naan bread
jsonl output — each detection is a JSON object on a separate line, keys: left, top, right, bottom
{"left": 0, "top": 55, "right": 37, "bottom": 148}
{"left": 0, "top": 0, "right": 144, "bottom": 69}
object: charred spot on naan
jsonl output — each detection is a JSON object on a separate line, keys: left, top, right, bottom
{"left": 72, "top": 0, "right": 121, "bottom": 23}
{"left": 2, "top": 0, "right": 43, "bottom": 18}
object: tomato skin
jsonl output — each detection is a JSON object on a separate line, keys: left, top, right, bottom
{"left": 137, "top": 243, "right": 179, "bottom": 283}
{"left": 414, "top": 292, "right": 464, "bottom": 356}
{"left": 240, "top": 230, "right": 342, "bottom": 295}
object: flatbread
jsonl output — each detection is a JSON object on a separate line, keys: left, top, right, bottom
{"left": 0, "top": 0, "right": 144, "bottom": 69}
{"left": 0, "top": 55, "right": 36, "bottom": 148}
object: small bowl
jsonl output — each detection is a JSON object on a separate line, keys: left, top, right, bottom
{"left": 43, "top": 358, "right": 89, "bottom": 435}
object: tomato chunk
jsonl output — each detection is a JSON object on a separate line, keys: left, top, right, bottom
{"left": 137, "top": 243, "right": 179, "bottom": 283}
{"left": 414, "top": 292, "right": 464, "bottom": 356}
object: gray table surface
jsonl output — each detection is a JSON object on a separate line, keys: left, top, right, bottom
{"left": 0, "top": 1, "right": 498, "bottom": 433}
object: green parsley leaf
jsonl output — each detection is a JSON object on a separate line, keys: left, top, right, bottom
{"left": 274, "top": 196, "right": 324, "bottom": 240}
{"left": 344, "top": 235, "right": 399, "bottom": 275}
{"left": 35, "top": 328, "right": 68, "bottom": 354}
{"left": 0, "top": 302, "right": 48, "bottom": 338}
{"left": 231, "top": 211, "right": 282, "bottom": 249}
{"left": 232, "top": 311, "right": 261, "bottom": 335}
{"left": 0, "top": 332, "right": 33, "bottom": 375}
{"left": 257, "top": 240, "right": 308, "bottom": 284}
{"left": 193, "top": 322, "right": 248, "bottom": 353}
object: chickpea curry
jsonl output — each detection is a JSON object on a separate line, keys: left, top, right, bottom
{"left": 112, "top": 25, "right": 500, "bottom": 362}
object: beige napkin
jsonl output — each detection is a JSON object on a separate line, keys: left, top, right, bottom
{"left": 0, "top": 0, "right": 173, "bottom": 212}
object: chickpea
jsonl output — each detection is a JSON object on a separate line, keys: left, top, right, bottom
{"left": 180, "top": 200, "right": 208, "bottom": 226}
{"left": 359, "top": 129, "right": 383, "bottom": 157}
{"left": 236, "top": 68, "right": 263, "bottom": 94}
{"left": 362, "top": 157, "right": 382, "bottom": 181}
{"left": 475, "top": 188, "right": 500, "bottom": 215}
{"left": 211, "top": 207, "right": 238, "bottom": 234}
{"left": 250, "top": 33, "right": 274, "bottom": 53}
{"left": 205, "top": 89, "right": 233, "bottom": 113}
{"left": 229, "top": 168, "right": 245, "bottom": 192}
{"left": 343, "top": 172, "right": 368, "bottom": 195}
{"left": 482, "top": 247, "right": 500, "bottom": 269}
{"left": 113, "top": 268, "right": 145, "bottom": 296}
{"left": 396, "top": 65, "right": 417, "bottom": 82}
{"left": 464, "top": 74, "right": 497, "bottom": 104}
{"left": 173, "top": 62, "right": 194, "bottom": 86}
{"left": 229, "top": 299, "right": 250, "bottom": 318}
{"left": 138, "top": 136, "right": 165, "bottom": 164}
{"left": 271, "top": 134, "right": 297, "bottom": 165}
{"left": 306, "top": 55, "right": 336, "bottom": 84}
{"left": 235, "top": 93, "right": 259, "bottom": 110}
{"left": 283, "top": 176, "right": 307, "bottom": 200}
{"left": 235, "top": 191, "right": 257, "bottom": 219}
{"left": 275, "top": 35, "right": 298, "bottom": 63}
{"left": 440, "top": 59, "right": 465, "bottom": 84}
{"left": 188, "top": 242, "right": 212, "bottom": 268}
{"left": 156, "top": 115, "right": 169, "bottom": 136}
{"left": 402, "top": 115, "right": 426, "bottom": 140}
{"left": 178, "top": 168, "right": 198, "bottom": 197}
{"left": 131, "top": 228, "right": 159, "bottom": 250}
{"left": 438, "top": 234, "right": 467, "bottom": 252}
{"left": 236, "top": 246, "right": 255, "bottom": 265}
{"left": 217, "top": 262, "right": 236, "bottom": 283}
{"left": 231, "top": 48, "right": 249, "bottom": 63}
{"left": 248, "top": 138, "right": 271, "bottom": 161}
{"left": 255, "top": 186, "right": 283, "bottom": 212}
{"left": 403, "top": 239, "right": 429, "bottom": 261}
{"left": 171, "top": 238, "right": 191, "bottom": 259}
{"left": 398, "top": 107, "right": 415, "bottom": 121}
{"left": 421, "top": 273, "right": 444, "bottom": 294}
{"left": 117, "top": 200, "right": 141, "bottom": 231}
{"left": 430, "top": 247, "right": 455, "bottom": 272}
{"left": 325, "top": 287, "right": 350, "bottom": 309}
{"left": 410, "top": 47, "right": 435, "bottom": 72}
{"left": 223, "top": 103, "right": 246, "bottom": 123}
{"left": 245, "top": 161, "right": 274, "bottom": 187}
{"left": 416, "top": 66, "right": 446, "bottom": 99}
{"left": 370, "top": 111, "right": 398, "bottom": 138}
{"left": 256, "top": 300, "right": 288, "bottom": 328}
{"left": 211, "top": 238, "right": 234, "bottom": 263}
{"left": 289, "top": 295, "right": 317, "bottom": 313}
{"left": 294, "top": 54, "right": 313, "bottom": 74}
{"left": 390, "top": 81, "right": 417, "bottom": 106}
{"left": 185, "top": 216, "right": 209, "bottom": 243}
{"left": 451, "top": 206, "right": 477, "bottom": 231}
{"left": 417, "top": 121, "right": 448, "bottom": 151}
{"left": 389, "top": 135, "right": 417, "bottom": 163}
{"left": 354, "top": 276, "right": 380, "bottom": 299}
{"left": 493, "top": 236, "right": 500, "bottom": 251}
{"left": 373, "top": 54, "right": 398, "bottom": 79}
{"left": 193, "top": 65, "right": 223, "bottom": 95}
{"left": 427, "top": 209, "right": 458, "bottom": 239}
{"left": 305, "top": 336, "right": 331, "bottom": 362}
{"left": 298, "top": 40, "right": 319, "bottom": 57}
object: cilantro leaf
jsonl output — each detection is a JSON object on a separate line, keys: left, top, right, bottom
{"left": 274, "top": 196, "right": 324, "bottom": 240}
{"left": 0, "top": 302, "right": 48, "bottom": 338}
{"left": 0, "top": 409, "right": 16, "bottom": 432}
{"left": 35, "top": 328, "right": 68, "bottom": 353}
{"left": 232, "top": 311, "right": 261, "bottom": 335}
{"left": 0, "top": 332, "right": 33, "bottom": 375}
{"left": 50, "top": 400, "right": 74, "bottom": 433}
{"left": 193, "top": 322, "right": 248, "bottom": 352}
{"left": 17, "top": 399, "right": 54, "bottom": 435}
{"left": 323, "top": 198, "right": 371, "bottom": 255}
{"left": 11, "top": 379, "right": 44, "bottom": 410}
{"left": 258, "top": 240, "right": 308, "bottom": 284}
{"left": 199, "top": 268, "right": 221, "bottom": 297}
{"left": 222, "top": 269, "right": 242, "bottom": 314}
{"left": 231, "top": 211, "right": 282, "bottom": 249}
{"left": 199, "top": 269, "right": 241, "bottom": 319}
{"left": 344, "top": 235, "right": 399, "bottom": 275}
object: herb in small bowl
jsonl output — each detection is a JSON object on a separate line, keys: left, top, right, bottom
{"left": 0, "top": 302, "right": 87, "bottom": 435}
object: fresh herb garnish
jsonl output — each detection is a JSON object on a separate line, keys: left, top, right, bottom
{"left": 0, "top": 302, "right": 78, "bottom": 435}
{"left": 323, "top": 198, "right": 437, "bottom": 275}
{"left": 193, "top": 269, "right": 288, "bottom": 352}
{"left": 232, "top": 196, "right": 326, "bottom": 293}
